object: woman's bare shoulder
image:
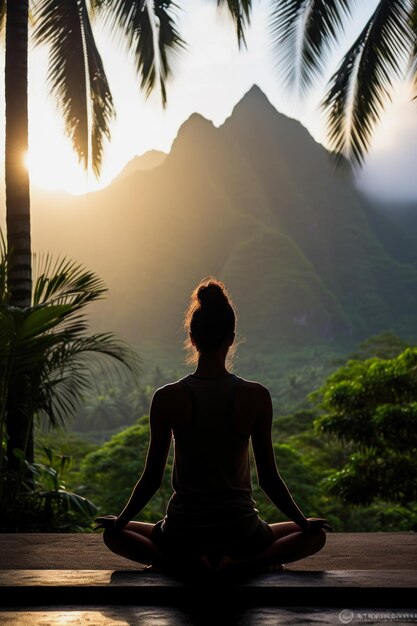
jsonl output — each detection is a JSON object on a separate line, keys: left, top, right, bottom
{"left": 237, "top": 376, "right": 271, "bottom": 400}
{"left": 152, "top": 380, "right": 187, "bottom": 405}
{"left": 153, "top": 380, "right": 183, "bottom": 395}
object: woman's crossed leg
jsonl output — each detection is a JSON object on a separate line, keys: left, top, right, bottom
{"left": 102, "top": 518, "right": 326, "bottom": 575}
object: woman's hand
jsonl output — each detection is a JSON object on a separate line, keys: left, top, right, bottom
{"left": 305, "top": 517, "right": 333, "bottom": 532}
{"left": 94, "top": 515, "right": 119, "bottom": 531}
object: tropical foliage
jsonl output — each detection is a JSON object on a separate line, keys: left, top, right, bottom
{"left": 0, "top": 234, "right": 140, "bottom": 530}
{"left": 312, "top": 348, "right": 417, "bottom": 516}
{"left": 272, "top": 0, "right": 417, "bottom": 166}
{"left": 0, "top": 446, "right": 98, "bottom": 532}
{"left": 344, "top": 331, "right": 410, "bottom": 361}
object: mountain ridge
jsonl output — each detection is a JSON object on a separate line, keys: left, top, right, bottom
{"left": 5, "top": 85, "right": 417, "bottom": 358}
{"left": 115, "top": 150, "right": 168, "bottom": 182}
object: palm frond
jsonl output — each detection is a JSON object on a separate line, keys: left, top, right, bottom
{"left": 2, "top": 244, "right": 141, "bottom": 430}
{"left": 79, "top": 0, "right": 115, "bottom": 177}
{"left": 270, "top": 0, "right": 352, "bottom": 92}
{"left": 218, "top": 0, "right": 252, "bottom": 49}
{"left": 32, "top": 0, "right": 115, "bottom": 176}
{"left": 36, "top": 333, "right": 141, "bottom": 427}
{"left": 322, "top": 0, "right": 413, "bottom": 167}
{"left": 98, "top": 0, "right": 184, "bottom": 106}
{"left": 20, "top": 305, "right": 74, "bottom": 341}
{"left": 32, "top": 0, "right": 88, "bottom": 169}
{"left": 154, "top": 0, "right": 185, "bottom": 104}
{"left": 33, "top": 255, "right": 107, "bottom": 307}
{"left": 3, "top": 301, "right": 141, "bottom": 429}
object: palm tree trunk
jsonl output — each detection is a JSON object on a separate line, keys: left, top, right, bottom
{"left": 5, "top": 0, "right": 34, "bottom": 466}
{"left": 5, "top": 0, "right": 32, "bottom": 308}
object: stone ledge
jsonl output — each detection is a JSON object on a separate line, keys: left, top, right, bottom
{"left": 1, "top": 570, "right": 416, "bottom": 608}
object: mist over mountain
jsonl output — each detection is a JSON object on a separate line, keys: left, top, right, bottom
{"left": 6, "top": 85, "right": 417, "bottom": 359}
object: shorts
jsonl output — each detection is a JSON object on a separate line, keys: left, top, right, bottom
{"left": 151, "top": 517, "right": 274, "bottom": 560}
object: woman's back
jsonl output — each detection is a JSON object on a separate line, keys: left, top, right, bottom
{"left": 173, "top": 373, "right": 250, "bottom": 492}
{"left": 160, "top": 373, "right": 266, "bottom": 544}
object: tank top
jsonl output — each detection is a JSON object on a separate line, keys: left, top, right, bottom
{"left": 162, "top": 373, "right": 260, "bottom": 545}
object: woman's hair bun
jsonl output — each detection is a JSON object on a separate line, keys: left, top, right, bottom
{"left": 184, "top": 277, "right": 237, "bottom": 363}
{"left": 197, "top": 282, "right": 227, "bottom": 308}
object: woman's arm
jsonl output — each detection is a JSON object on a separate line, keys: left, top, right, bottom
{"left": 251, "top": 385, "right": 310, "bottom": 530}
{"left": 97, "top": 387, "right": 172, "bottom": 530}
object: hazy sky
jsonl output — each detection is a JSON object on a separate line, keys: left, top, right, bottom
{"left": 1, "top": 0, "right": 416, "bottom": 202}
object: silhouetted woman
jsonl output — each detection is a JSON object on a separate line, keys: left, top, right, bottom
{"left": 96, "top": 278, "right": 329, "bottom": 574}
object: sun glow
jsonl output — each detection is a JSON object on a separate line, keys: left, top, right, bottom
{"left": 26, "top": 131, "right": 95, "bottom": 196}
{"left": 24, "top": 25, "right": 176, "bottom": 195}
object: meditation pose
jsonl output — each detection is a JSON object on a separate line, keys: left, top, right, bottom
{"left": 96, "top": 278, "right": 329, "bottom": 574}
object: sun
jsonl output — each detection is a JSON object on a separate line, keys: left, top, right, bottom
{"left": 25, "top": 144, "right": 91, "bottom": 196}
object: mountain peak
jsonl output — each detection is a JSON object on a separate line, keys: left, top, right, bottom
{"left": 235, "top": 84, "right": 274, "bottom": 110}
{"left": 224, "top": 84, "right": 324, "bottom": 157}
{"left": 171, "top": 113, "right": 216, "bottom": 156}
{"left": 180, "top": 112, "right": 214, "bottom": 131}
{"left": 223, "top": 84, "right": 282, "bottom": 131}
{"left": 244, "top": 84, "right": 270, "bottom": 100}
